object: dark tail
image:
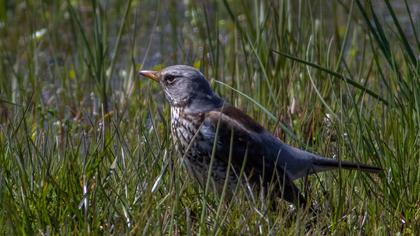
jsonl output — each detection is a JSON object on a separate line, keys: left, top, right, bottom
{"left": 312, "top": 157, "right": 382, "bottom": 174}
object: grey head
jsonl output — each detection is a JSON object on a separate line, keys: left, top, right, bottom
{"left": 140, "top": 65, "right": 224, "bottom": 113}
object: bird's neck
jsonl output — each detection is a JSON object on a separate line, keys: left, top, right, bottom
{"left": 184, "top": 93, "right": 224, "bottom": 114}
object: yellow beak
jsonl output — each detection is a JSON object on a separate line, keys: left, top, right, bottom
{"left": 139, "top": 70, "right": 159, "bottom": 82}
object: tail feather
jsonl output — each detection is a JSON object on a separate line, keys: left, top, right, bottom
{"left": 274, "top": 142, "right": 382, "bottom": 180}
{"left": 312, "top": 157, "right": 382, "bottom": 174}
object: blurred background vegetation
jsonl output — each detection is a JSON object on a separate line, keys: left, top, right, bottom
{"left": 0, "top": 0, "right": 419, "bottom": 234}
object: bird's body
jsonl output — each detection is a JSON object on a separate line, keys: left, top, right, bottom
{"left": 170, "top": 104, "right": 306, "bottom": 204}
{"left": 140, "top": 65, "right": 382, "bottom": 207}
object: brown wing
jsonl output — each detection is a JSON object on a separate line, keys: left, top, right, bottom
{"left": 201, "top": 104, "right": 306, "bottom": 206}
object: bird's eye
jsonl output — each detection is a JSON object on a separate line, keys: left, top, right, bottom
{"left": 165, "top": 75, "right": 177, "bottom": 84}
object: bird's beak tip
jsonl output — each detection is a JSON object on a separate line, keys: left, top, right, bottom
{"left": 139, "top": 70, "right": 159, "bottom": 82}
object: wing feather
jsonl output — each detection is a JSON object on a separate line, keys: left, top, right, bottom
{"left": 201, "top": 105, "right": 305, "bottom": 205}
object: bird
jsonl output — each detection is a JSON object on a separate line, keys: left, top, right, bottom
{"left": 139, "top": 65, "right": 382, "bottom": 209}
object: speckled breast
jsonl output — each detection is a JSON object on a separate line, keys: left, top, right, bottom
{"left": 170, "top": 107, "right": 204, "bottom": 155}
{"left": 170, "top": 107, "right": 237, "bottom": 194}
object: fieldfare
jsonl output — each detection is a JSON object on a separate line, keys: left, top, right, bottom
{"left": 140, "top": 65, "right": 382, "bottom": 208}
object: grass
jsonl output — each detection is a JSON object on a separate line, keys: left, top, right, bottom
{"left": 0, "top": 0, "right": 419, "bottom": 234}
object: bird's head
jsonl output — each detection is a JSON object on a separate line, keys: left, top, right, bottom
{"left": 140, "top": 65, "right": 223, "bottom": 112}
